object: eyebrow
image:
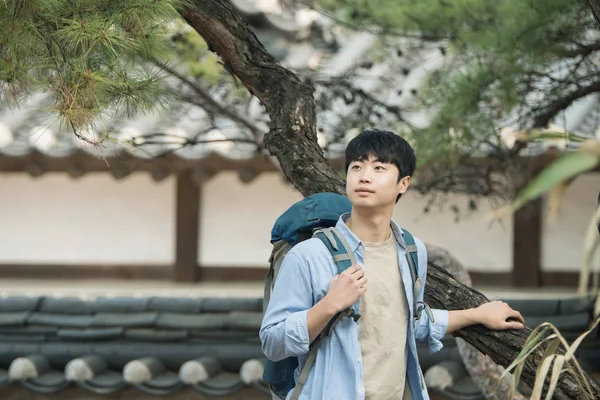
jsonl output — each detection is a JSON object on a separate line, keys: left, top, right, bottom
{"left": 352, "top": 156, "right": 386, "bottom": 163}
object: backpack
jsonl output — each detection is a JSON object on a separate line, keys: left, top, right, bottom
{"left": 262, "top": 192, "right": 423, "bottom": 400}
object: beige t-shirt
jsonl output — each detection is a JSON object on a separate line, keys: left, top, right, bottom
{"left": 360, "top": 232, "right": 413, "bottom": 400}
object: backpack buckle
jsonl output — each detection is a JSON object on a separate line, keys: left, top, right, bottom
{"left": 345, "top": 308, "right": 361, "bottom": 323}
{"left": 414, "top": 301, "right": 434, "bottom": 322}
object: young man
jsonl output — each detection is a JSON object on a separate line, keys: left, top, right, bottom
{"left": 260, "top": 129, "right": 525, "bottom": 400}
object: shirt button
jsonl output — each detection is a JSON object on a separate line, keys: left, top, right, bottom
{"left": 357, "top": 357, "right": 361, "bottom": 363}
{"left": 360, "top": 388, "right": 365, "bottom": 394}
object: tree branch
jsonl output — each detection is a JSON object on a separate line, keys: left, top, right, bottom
{"left": 181, "top": 0, "right": 345, "bottom": 196}
{"left": 532, "top": 79, "right": 600, "bottom": 128}
{"left": 587, "top": 0, "right": 600, "bottom": 28}
{"left": 152, "top": 59, "right": 264, "bottom": 138}
{"left": 559, "top": 41, "right": 600, "bottom": 58}
{"left": 180, "top": 0, "right": 600, "bottom": 397}
{"left": 317, "top": 77, "right": 408, "bottom": 124}
{"left": 425, "top": 263, "right": 600, "bottom": 400}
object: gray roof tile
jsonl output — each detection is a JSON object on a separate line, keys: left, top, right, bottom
{"left": 0, "top": 325, "right": 58, "bottom": 335}
{"left": 94, "top": 297, "right": 150, "bottom": 313}
{"left": 124, "top": 329, "right": 188, "bottom": 342}
{"left": 39, "top": 298, "right": 97, "bottom": 315}
{"left": 0, "top": 292, "right": 597, "bottom": 397}
{"left": 224, "top": 311, "right": 264, "bottom": 330}
{"left": 0, "top": 297, "right": 41, "bottom": 312}
{"left": 0, "top": 333, "right": 46, "bottom": 342}
{"left": 28, "top": 313, "right": 94, "bottom": 328}
{"left": 90, "top": 312, "right": 159, "bottom": 328}
{"left": 156, "top": 313, "right": 226, "bottom": 330}
{"left": 146, "top": 372, "right": 182, "bottom": 389}
{"left": 201, "top": 297, "right": 263, "bottom": 313}
{"left": 0, "top": 311, "right": 31, "bottom": 326}
{"left": 87, "top": 371, "right": 125, "bottom": 388}
{"left": 56, "top": 328, "right": 124, "bottom": 341}
{"left": 147, "top": 297, "right": 203, "bottom": 313}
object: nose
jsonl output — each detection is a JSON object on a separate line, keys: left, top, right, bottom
{"left": 359, "top": 171, "right": 372, "bottom": 184}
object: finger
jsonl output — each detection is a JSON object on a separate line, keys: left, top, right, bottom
{"left": 350, "top": 266, "right": 364, "bottom": 275}
{"left": 510, "top": 310, "right": 525, "bottom": 324}
{"left": 344, "top": 265, "right": 361, "bottom": 275}
{"left": 352, "top": 269, "right": 365, "bottom": 279}
{"left": 506, "top": 321, "right": 525, "bottom": 330}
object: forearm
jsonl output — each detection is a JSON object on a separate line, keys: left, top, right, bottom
{"left": 307, "top": 297, "right": 338, "bottom": 342}
{"left": 446, "top": 308, "right": 480, "bottom": 334}
{"left": 446, "top": 300, "right": 526, "bottom": 334}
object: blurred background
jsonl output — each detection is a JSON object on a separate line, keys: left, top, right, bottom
{"left": 0, "top": 0, "right": 599, "bottom": 399}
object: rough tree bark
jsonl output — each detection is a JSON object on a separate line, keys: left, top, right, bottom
{"left": 181, "top": 0, "right": 600, "bottom": 398}
{"left": 425, "top": 265, "right": 599, "bottom": 400}
{"left": 588, "top": 0, "right": 600, "bottom": 28}
{"left": 182, "top": 0, "right": 345, "bottom": 197}
{"left": 426, "top": 245, "right": 528, "bottom": 400}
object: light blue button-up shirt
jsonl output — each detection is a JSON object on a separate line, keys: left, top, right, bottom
{"left": 260, "top": 213, "right": 449, "bottom": 400}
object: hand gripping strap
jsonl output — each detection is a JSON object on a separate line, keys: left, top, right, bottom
{"left": 287, "top": 228, "right": 361, "bottom": 400}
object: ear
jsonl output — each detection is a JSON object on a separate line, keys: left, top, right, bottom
{"left": 397, "top": 176, "right": 411, "bottom": 195}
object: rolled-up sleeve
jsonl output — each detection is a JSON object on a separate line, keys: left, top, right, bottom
{"left": 415, "top": 308, "right": 449, "bottom": 353}
{"left": 260, "top": 251, "right": 313, "bottom": 362}
{"left": 413, "top": 238, "right": 449, "bottom": 353}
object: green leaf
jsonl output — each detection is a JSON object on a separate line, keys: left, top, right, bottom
{"left": 525, "top": 131, "right": 590, "bottom": 143}
{"left": 544, "top": 355, "right": 565, "bottom": 400}
{"left": 513, "top": 149, "right": 600, "bottom": 211}
{"left": 531, "top": 354, "right": 555, "bottom": 400}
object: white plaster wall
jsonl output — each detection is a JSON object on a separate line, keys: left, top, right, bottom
{"left": 199, "top": 172, "right": 302, "bottom": 267}
{"left": 0, "top": 173, "right": 175, "bottom": 264}
{"left": 541, "top": 173, "right": 600, "bottom": 271}
{"left": 199, "top": 173, "right": 513, "bottom": 271}
{"left": 394, "top": 192, "right": 513, "bottom": 272}
{"left": 2, "top": 169, "right": 596, "bottom": 273}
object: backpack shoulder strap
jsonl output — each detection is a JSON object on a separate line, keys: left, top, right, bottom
{"left": 401, "top": 228, "right": 419, "bottom": 281}
{"left": 313, "top": 227, "right": 356, "bottom": 274}
{"left": 401, "top": 229, "right": 434, "bottom": 323}
{"left": 287, "top": 228, "right": 360, "bottom": 400}
{"left": 264, "top": 240, "right": 293, "bottom": 313}
{"left": 312, "top": 228, "right": 361, "bottom": 327}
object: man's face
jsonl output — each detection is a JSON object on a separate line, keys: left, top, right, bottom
{"left": 346, "top": 154, "right": 411, "bottom": 209}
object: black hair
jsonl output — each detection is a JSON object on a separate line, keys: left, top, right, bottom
{"left": 345, "top": 129, "right": 416, "bottom": 202}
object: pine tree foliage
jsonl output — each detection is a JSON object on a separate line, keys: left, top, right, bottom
{"left": 2, "top": 0, "right": 599, "bottom": 197}
{"left": 0, "top": 0, "right": 193, "bottom": 139}
{"left": 315, "top": 0, "right": 600, "bottom": 172}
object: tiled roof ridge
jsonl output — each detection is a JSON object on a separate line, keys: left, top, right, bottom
{"left": 0, "top": 294, "right": 269, "bottom": 396}
{"left": 0, "top": 294, "right": 597, "bottom": 397}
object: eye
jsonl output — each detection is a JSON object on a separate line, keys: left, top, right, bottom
{"left": 374, "top": 165, "right": 386, "bottom": 171}
{"left": 351, "top": 165, "right": 360, "bottom": 170}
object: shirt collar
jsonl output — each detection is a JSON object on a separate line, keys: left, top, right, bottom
{"left": 335, "top": 212, "right": 407, "bottom": 253}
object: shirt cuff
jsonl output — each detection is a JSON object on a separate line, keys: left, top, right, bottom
{"left": 428, "top": 309, "right": 449, "bottom": 353}
{"left": 284, "top": 310, "right": 310, "bottom": 356}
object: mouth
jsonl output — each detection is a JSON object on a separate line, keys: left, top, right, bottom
{"left": 355, "top": 189, "right": 374, "bottom": 194}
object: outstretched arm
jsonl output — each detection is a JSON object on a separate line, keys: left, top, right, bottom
{"left": 447, "top": 300, "right": 525, "bottom": 334}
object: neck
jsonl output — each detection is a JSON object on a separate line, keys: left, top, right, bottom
{"left": 346, "top": 206, "right": 394, "bottom": 243}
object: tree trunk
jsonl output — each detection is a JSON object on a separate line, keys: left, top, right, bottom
{"left": 588, "top": 0, "right": 600, "bottom": 28}
{"left": 182, "top": 0, "right": 345, "bottom": 197}
{"left": 425, "top": 264, "right": 600, "bottom": 400}
{"left": 426, "top": 245, "right": 528, "bottom": 400}
{"left": 180, "top": 1, "right": 600, "bottom": 398}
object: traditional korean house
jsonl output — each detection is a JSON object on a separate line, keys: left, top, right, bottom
{"left": 0, "top": 1, "right": 599, "bottom": 288}
{"left": 0, "top": 1, "right": 599, "bottom": 398}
